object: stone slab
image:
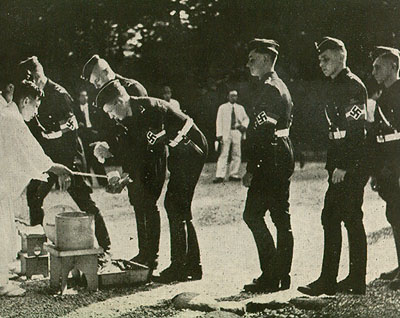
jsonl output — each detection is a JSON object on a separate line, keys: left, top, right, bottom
{"left": 44, "top": 243, "right": 103, "bottom": 257}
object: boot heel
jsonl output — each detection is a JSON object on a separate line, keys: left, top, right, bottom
{"left": 186, "top": 265, "right": 202, "bottom": 281}
{"left": 280, "top": 275, "right": 291, "bottom": 290}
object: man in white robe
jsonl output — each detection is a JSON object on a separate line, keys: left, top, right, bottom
{"left": 0, "top": 80, "right": 71, "bottom": 296}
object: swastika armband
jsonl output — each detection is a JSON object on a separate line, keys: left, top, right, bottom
{"left": 345, "top": 104, "right": 366, "bottom": 121}
{"left": 146, "top": 129, "right": 166, "bottom": 145}
{"left": 41, "top": 115, "right": 78, "bottom": 139}
{"left": 60, "top": 115, "right": 79, "bottom": 131}
{"left": 254, "top": 111, "right": 278, "bottom": 128}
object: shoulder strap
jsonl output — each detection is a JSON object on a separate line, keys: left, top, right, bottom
{"left": 324, "top": 106, "right": 332, "bottom": 127}
{"left": 377, "top": 105, "right": 395, "bottom": 130}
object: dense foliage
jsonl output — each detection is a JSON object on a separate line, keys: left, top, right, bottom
{"left": 0, "top": 0, "right": 399, "bottom": 153}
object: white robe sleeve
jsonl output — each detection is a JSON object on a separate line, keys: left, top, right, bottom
{"left": 0, "top": 104, "right": 53, "bottom": 201}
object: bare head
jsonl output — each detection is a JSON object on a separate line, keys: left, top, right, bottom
{"left": 162, "top": 86, "right": 172, "bottom": 101}
{"left": 78, "top": 89, "right": 89, "bottom": 105}
{"left": 14, "top": 80, "right": 44, "bottom": 121}
{"left": 227, "top": 90, "right": 238, "bottom": 103}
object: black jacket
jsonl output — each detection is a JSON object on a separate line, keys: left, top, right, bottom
{"left": 27, "top": 79, "right": 79, "bottom": 167}
{"left": 324, "top": 68, "right": 367, "bottom": 172}
{"left": 370, "top": 79, "right": 400, "bottom": 175}
{"left": 246, "top": 71, "right": 294, "bottom": 175}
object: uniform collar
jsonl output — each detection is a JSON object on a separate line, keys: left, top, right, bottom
{"left": 332, "top": 67, "right": 350, "bottom": 82}
{"left": 43, "top": 78, "right": 54, "bottom": 91}
{"left": 260, "top": 71, "right": 277, "bottom": 82}
{"left": 380, "top": 79, "right": 400, "bottom": 97}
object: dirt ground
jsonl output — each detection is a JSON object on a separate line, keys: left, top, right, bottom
{"left": 1, "top": 162, "right": 398, "bottom": 317}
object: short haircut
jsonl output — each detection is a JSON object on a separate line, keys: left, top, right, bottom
{"left": 13, "top": 80, "right": 44, "bottom": 104}
{"left": 162, "top": 86, "right": 171, "bottom": 92}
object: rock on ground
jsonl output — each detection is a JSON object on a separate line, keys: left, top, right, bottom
{"left": 203, "top": 311, "right": 242, "bottom": 318}
{"left": 289, "top": 296, "right": 334, "bottom": 310}
{"left": 218, "top": 301, "right": 246, "bottom": 316}
{"left": 172, "top": 292, "right": 220, "bottom": 312}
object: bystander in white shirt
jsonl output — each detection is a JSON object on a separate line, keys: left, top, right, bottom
{"left": 215, "top": 90, "right": 249, "bottom": 181}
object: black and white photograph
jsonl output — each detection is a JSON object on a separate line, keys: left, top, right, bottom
{"left": 0, "top": 0, "right": 400, "bottom": 317}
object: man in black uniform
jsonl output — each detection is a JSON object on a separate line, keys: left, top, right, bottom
{"left": 81, "top": 55, "right": 166, "bottom": 269}
{"left": 95, "top": 80, "right": 208, "bottom": 283}
{"left": 298, "top": 37, "right": 368, "bottom": 296}
{"left": 242, "top": 39, "right": 295, "bottom": 293}
{"left": 369, "top": 46, "right": 400, "bottom": 290}
{"left": 19, "top": 56, "right": 111, "bottom": 253}
{"left": 73, "top": 89, "right": 107, "bottom": 187}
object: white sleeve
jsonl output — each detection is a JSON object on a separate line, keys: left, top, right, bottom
{"left": 0, "top": 109, "right": 53, "bottom": 200}
{"left": 240, "top": 105, "right": 250, "bottom": 128}
{"left": 216, "top": 105, "right": 223, "bottom": 137}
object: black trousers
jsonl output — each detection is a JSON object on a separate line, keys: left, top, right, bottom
{"left": 243, "top": 168, "right": 293, "bottom": 282}
{"left": 164, "top": 127, "right": 208, "bottom": 269}
{"left": 376, "top": 163, "right": 400, "bottom": 267}
{"left": 27, "top": 173, "right": 111, "bottom": 251}
{"left": 319, "top": 170, "right": 368, "bottom": 286}
{"left": 127, "top": 152, "right": 166, "bottom": 262}
{"left": 80, "top": 130, "right": 107, "bottom": 186}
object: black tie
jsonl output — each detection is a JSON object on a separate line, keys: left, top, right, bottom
{"left": 231, "top": 104, "right": 236, "bottom": 129}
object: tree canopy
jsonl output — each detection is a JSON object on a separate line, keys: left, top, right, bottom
{"left": 0, "top": 0, "right": 399, "bottom": 151}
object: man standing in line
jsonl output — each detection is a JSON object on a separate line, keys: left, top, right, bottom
{"left": 242, "top": 39, "right": 295, "bottom": 293}
{"left": 368, "top": 46, "right": 400, "bottom": 290}
{"left": 19, "top": 57, "right": 111, "bottom": 255}
{"left": 213, "top": 90, "right": 249, "bottom": 183}
{"left": 81, "top": 55, "right": 166, "bottom": 269}
{"left": 298, "top": 37, "right": 369, "bottom": 296}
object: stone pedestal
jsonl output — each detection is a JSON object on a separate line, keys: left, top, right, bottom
{"left": 18, "top": 228, "right": 49, "bottom": 279}
{"left": 45, "top": 243, "right": 103, "bottom": 294}
{"left": 18, "top": 252, "right": 49, "bottom": 279}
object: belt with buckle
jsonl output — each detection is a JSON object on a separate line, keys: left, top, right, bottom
{"left": 377, "top": 131, "right": 400, "bottom": 143}
{"left": 274, "top": 128, "right": 289, "bottom": 138}
{"left": 328, "top": 130, "right": 346, "bottom": 140}
{"left": 41, "top": 130, "right": 63, "bottom": 139}
{"left": 169, "top": 118, "right": 194, "bottom": 147}
{"left": 168, "top": 118, "right": 204, "bottom": 156}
